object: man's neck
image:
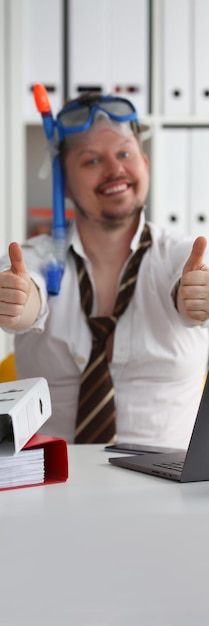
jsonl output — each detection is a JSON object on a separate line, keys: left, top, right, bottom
{"left": 76, "top": 214, "right": 141, "bottom": 269}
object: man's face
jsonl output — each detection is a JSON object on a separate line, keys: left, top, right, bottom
{"left": 64, "top": 125, "right": 149, "bottom": 230}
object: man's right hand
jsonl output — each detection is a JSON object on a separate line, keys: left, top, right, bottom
{"left": 0, "top": 242, "right": 40, "bottom": 329}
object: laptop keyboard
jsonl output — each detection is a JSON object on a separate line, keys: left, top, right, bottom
{"left": 153, "top": 461, "right": 184, "bottom": 473}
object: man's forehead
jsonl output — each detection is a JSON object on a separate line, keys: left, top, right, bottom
{"left": 64, "top": 118, "right": 135, "bottom": 151}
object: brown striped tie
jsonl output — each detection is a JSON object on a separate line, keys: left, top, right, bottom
{"left": 72, "top": 223, "right": 152, "bottom": 443}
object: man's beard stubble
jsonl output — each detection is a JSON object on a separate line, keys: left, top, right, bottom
{"left": 73, "top": 199, "right": 143, "bottom": 232}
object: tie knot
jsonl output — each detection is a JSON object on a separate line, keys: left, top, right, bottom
{"left": 89, "top": 316, "right": 116, "bottom": 344}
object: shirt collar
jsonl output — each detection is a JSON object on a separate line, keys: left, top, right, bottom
{"left": 67, "top": 208, "right": 146, "bottom": 257}
{"left": 130, "top": 210, "right": 145, "bottom": 252}
{"left": 66, "top": 220, "right": 87, "bottom": 259}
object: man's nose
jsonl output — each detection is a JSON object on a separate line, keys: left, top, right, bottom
{"left": 104, "top": 155, "right": 125, "bottom": 177}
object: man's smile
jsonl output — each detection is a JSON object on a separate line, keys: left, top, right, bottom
{"left": 97, "top": 179, "right": 133, "bottom": 197}
{"left": 101, "top": 183, "right": 130, "bottom": 196}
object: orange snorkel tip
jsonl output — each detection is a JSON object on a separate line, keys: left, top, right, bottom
{"left": 33, "top": 83, "right": 51, "bottom": 114}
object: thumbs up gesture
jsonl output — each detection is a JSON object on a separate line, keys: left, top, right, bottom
{"left": 177, "top": 236, "right": 209, "bottom": 323}
{"left": 0, "top": 242, "right": 40, "bottom": 330}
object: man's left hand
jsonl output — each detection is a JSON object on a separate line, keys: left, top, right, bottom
{"left": 177, "top": 236, "right": 209, "bottom": 323}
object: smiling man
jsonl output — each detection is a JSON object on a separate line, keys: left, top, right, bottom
{"left": 0, "top": 91, "right": 209, "bottom": 448}
{"left": 62, "top": 115, "right": 149, "bottom": 233}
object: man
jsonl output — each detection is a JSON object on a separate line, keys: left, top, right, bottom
{"left": 0, "top": 92, "right": 209, "bottom": 447}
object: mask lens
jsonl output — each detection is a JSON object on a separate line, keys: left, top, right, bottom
{"left": 99, "top": 99, "right": 135, "bottom": 117}
{"left": 58, "top": 105, "right": 90, "bottom": 128}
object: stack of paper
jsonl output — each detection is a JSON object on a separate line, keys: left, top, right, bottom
{"left": 0, "top": 435, "right": 68, "bottom": 491}
{"left": 0, "top": 448, "right": 45, "bottom": 489}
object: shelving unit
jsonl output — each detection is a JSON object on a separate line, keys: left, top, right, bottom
{"left": 0, "top": 0, "right": 26, "bottom": 359}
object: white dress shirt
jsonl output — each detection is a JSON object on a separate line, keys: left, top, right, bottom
{"left": 0, "top": 213, "right": 208, "bottom": 448}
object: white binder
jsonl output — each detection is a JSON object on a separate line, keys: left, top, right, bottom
{"left": 160, "top": 128, "right": 190, "bottom": 235}
{"left": 189, "top": 128, "right": 209, "bottom": 239}
{"left": 193, "top": 0, "right": 209, "bottom": 116}
{"left": 68, "top": 0, "right": 108, "bottom": 99}
{"left": 22, "top": 0, "right": 63, "bottom": 123}
{"left": 108, "top": 0, "right": 149, "bottom": 115}
{"left": 163, "top": 0, "right": 191, "bottom": 115}
{"left": 0, "top": 378, "right": 51, "bottom": 456}
{"left": 68, "top": 0, "right": 149, "bottom": 115}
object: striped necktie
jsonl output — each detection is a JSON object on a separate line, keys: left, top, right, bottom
{"left": 71, "top": 223, "right": 152, "bottom": 443}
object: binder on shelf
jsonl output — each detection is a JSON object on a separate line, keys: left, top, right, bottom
{"left": 163, "top": 0, "right": 191, "bottom": 115}
{"left": 160, "top": 128, "right": 190, "bottom": 235}
{"left": 193, "top": 0, "right": 209, "bottom": 115}
{"left": 68, "top": 0, "right": 107, "bottom": 100}
{"left": 68, "top": 0, "right": 149, "bottom": 115}
{"left": 109, "top": 0, "right": 149, "bottom": 116}
{"left": 189, "top": 128, "right": 209, "bottom": 239}
{"left": 0, "top": 434, "right": 69, "bottom": 491}
{"left": 22, "top": 0, "right": 63, "bottom": 122}
{"left": 0, "top": 378, "right": 52, "bottom": 456}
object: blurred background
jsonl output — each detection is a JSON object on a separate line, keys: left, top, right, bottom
{"left": 0, "top": 0, "right": 209, "bottom": 358}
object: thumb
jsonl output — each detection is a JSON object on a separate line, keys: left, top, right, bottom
{"left": 8, "top": 242, "right": 29, "bottom": 276}
{"left": 182, "top": 236, "right": 208, "bottom": 274}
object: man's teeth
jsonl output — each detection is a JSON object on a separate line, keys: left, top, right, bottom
{"left": 103, "top": 184, "right": 128, "bottom": 195}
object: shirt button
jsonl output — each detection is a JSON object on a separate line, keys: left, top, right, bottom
{"left": 76, "top": 355, "right": 86, "bottom": 365}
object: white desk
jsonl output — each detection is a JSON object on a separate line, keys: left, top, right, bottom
{"left": 1, "top": 445, "right": 209, "bottom": 626}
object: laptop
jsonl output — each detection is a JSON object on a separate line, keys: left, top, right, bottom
{"left": 109, "top": 372, "right": 209, "bottom": 482}
{"left": 105, "top": 442, "right": 182, "bottom": 455}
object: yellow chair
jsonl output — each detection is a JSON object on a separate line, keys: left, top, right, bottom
{"left": 0, "top": 353, "right": 16, "bottom": 382}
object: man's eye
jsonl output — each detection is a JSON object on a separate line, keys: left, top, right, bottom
{"left": 119, "top": 151, "right": 130, "bottom": 159}
{"left": 86, "top": 158, "right": 99, "bottom": 166}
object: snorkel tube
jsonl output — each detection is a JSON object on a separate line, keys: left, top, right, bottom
{"left": 33, "top": 84, "right": 66, "bottom": 295}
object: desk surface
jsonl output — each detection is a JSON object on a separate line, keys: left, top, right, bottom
{"left": 1, "top": 444, "right": 209, "bottom": 626}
